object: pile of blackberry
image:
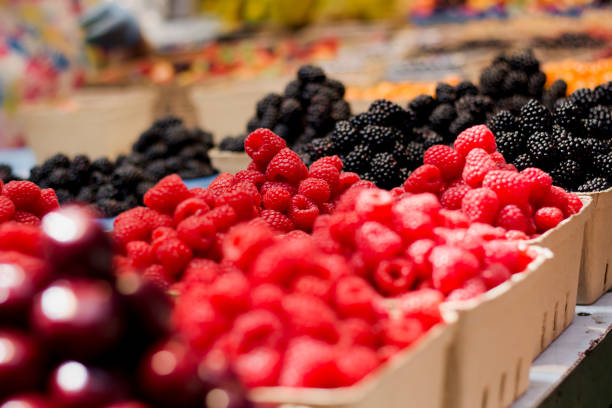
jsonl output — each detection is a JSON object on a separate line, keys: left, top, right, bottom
{"left": 0, "top": 164, "right": 20, "bottom": 183}
{"left": 29, "top": 117, "right": 216, "bottom": 217}
{"left": 488, "top": 82, "right": 612, "bottom": 192}
{"left": 218, "top": 64, "right": 351, "bottom": 153}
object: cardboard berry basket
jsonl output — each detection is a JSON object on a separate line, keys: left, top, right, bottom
{"left": 250, "top": 315, "right": 457, "bottom": 408}
{"left": 575, "top": 187, "right": 612, "bottom": 304}
{"left": 209, "top": 148, "right": 252, "bottom": 174}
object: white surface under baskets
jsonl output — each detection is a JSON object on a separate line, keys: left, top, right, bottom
{"left": 209, "top": 148, "right": 251, "bottom": 174}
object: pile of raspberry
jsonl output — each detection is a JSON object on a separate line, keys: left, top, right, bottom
{"left": 113, "top": 128, "right": 362, "bottom": 286}
{"left": 403, "top": 125, "right": 583, "bottom": 238}
{"left": 172, "top": 187, "right": 537, "bottom": 389}
{"left": 0, "top": 180, "right": 59, "bottom": 226}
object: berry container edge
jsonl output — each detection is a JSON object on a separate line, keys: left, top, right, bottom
{"left": 208, "top": 148, "right": 252, "bottom": 174}
{"left": 250, "top": 314, "right": 457, "bottom": 408}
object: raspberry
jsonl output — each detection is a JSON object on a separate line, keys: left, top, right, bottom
{"left": 215, "top": 190, "right": 255, "bottom": 221}
{"left": 566, "top": 194, "right": 583, "bottom": 215}
{"left": 462, "top": 148, "right": 497, "bottom": 187}
{"left": 437, "top": 209, "right": 469, "bottom": 228}
{"left": 397, "top": 288, "right": 443, "bottom": 329}
{"left": 423, "top": 145, "right": 464, "bottom": 181}
{"left": 447, "top": 277, "right": 487, "bottom": 302}
{"left": 382, "top": 317, "right": 425, "bottom": 348}
{"left": 174, "top": 297, "right": 226, "bottom": 350}
{"left": 336, "top": 346, "right": 380, "bottom": 386}
{"left": 279, "top": 337, "right": 340, "bottom": 388}
{"left": 250, "top": 284, "right": 285, "bottom": 315}
{"left": 430, "top": 245, "right": 480, "bottom": 293}
{"left": 189, "top": 187, "right": 216, "bottom": 207}
{"left": 260, "top": 181, "right": 297, "bottom": 196}
{"left": 234, "top": 347, "right": 282, "bottom": 388}
{"left": 338, "top": 172, "right": 361, "bottom": 193}
{"left": 537, "top": 186, "right": 570, "bottom": 216}
{"left": 202, "top": 205, "right": 237, "bottom": 232}
{"left": 249, "top": 238, "right": 318, "bottom": 285}
{"left": 483, "top": 240, "right": 524, "bottom": 273}
{"left": 144, "top": 174, "right": 191, "bottom": 214}
{"left": 403, "top": 165, "right": 443, "bottom": 194}
{"left": 126, "top": 241, "right": 156, "bottom": 268}
{"left": 374, "top": 258, "right": 417, "bottom": 296}
{"left": 262, "top": 186, "right": 291, "bottom": 212}
{"left": 393, "top": 193, "right": 441, "bottom": 217}
{"left": 393, "top": 211, "right": 434, "bottom": 243}
{"left": 506, "top": 230, "right": 529, "bottom": 240}
{"left": 182, "top": 258, "right": 220, "bottom": 288}
{"left": 0, "top": 221, "right": 43, "bottom": 256}
{"left": 173, "top": 198, "right": 210, "bottom": 224}
{"left": 223, "top": 222, "right": 274, "bottom": 269}
{"left": 520, "top": 167, "right": 553, "bottom": 202}
{"left": 406, "top": 239, "right": 436, "bottom": 279}
{"left": 155, "top": 238, "right": 193, "bottom": 276}
{"left": 0, "top": 196, "right": 15, "bottom": 222}
{"left": 208, "top": 271, "right": 250, "bottom": 317}
{"left": 244, "top": 128, "right": 287, "bottom": 165}
{"left": 113, "top": 215, "right": 151, "bottom": 249}
{"left": 461, "top": 187, "right": 500, "bottom": 224}
{"left": 310, "top": 156, "right": 343, "bottom": 172}
{"left": 152, "top": 226, "right": 179, "bottom": 246}
{"left": 453, "top": 125, "right": 497, "bottom": 157}
{"left": 496, "top": 204, "right": 529, "bottom": 233}
{"left": 355, "top": 221, "right": 403, "bottom": 264}
{"left": 333, "top": 276, "right": 379, "bottom": 322}
{"left": 142, "top": 264, "right": 172, "bottom": 290}
{"left": 327, "top": 212, "right": 361, "bottom": 246}
{"left": 231, "top": 309, "right": 284, "bottom": 354}
{"left": 32, "top": 188, "right": 60, "bottom": 216}
{"left": 292, "top": 275, "right": 333, "bottom": 301}
{"left": 440, "top": 185, "right": 470, "bottom": 210}
{"left": 234, "top": 170, "right": 266, "bottom": 188}
{"left": 208, "top": 173, "right": 235, "bottom": 191}
{"left": 298, "top": 177, "right": 331, "bottom": 205}
{"left": 260, "top": 209, "right": 295, "bottom": 232}
{"left": 282, "top": 293, "right": 338, "bottom": 343}
{"left": 177, "top": 215, "right": 216, "bottom": 251}
{"left": 229, "top": 181, "right": 262, "bottom": 206}
{"left": 265, "top": 148, "right": 308, "bottom": 185}
{"left": 481, "top": 263, "right": 512, "bottom": 289}
{"left": 2, "top": 181, "right": 41, "bottom": 210}
{"left": 482, "top": 170, "right": 529, "bottom": 205}
{"left": 354, "top": 189, "right": 393, "bottom": 224}
{"left": 309, "top": 164, "right": 340, "bottom": 195}
{"left": 338, "top": 318, "right": 377, "bottom": 348}
{"left": 534, "top": 207, "right": 564, "bottom": 233}
{"left": 289, "top": 194, "right": 319, "bottom": 231}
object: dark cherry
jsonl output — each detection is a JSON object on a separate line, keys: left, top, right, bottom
{"left": 49, "top": 361, "right": 122, "bottom": 408}
{"left": 0, "top": 260, "right": 49, "bottom": 325}
{"left": 0, "top": 331, "right": 42, "bottom": 398}
{"left": 0, "top": 394, "right": 56, "bottom": 408}
{"left": 203, "top": 387, "right": 255, "bottom": 408}
{"left": 30, "top": 279, "right": 123, "bottom": 360}
{"left": 41, "top": 205, "right": 113, "bottom": 280}
{"left": 104, "top": 402, "right": 150, "bottom": 408}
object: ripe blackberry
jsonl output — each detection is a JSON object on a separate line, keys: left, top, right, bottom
{"left": 97, "top": 198, "right": 127, "bottom": 217}
{"left": 164, "top": 157, "right": 183, "bottom": 173}
{"left": 429, "top": 104, "right": 456, "bottom": 134}
{"left": 309, "top": 136, "right": 335, "bottom": 159}
{"left": 219, "top": 136, "right": 245, "bottom": 152}
{"left": 145, "top": 160, "right": 167, "bottom": 180}
{"left": 400, "top": 167, "right": 411, "bottom": 182}
{"left": 370, "top": 152, "right": 401, "bottom": 189}
{"left": 137, "top": 181, "right": 155, "bottom": 200}
{"left": 324, "top": 78, "right": 346, "bottom": 99}
{"left": 593, "top": 153, "right": 612, "bottom": 180}
{"left": 550, "top": 159, "right": 583, "bottom": 190}
{"left": 368, "top": 99, "right": 412, "bottom": 127}
{"left": 144, "top": 143, "right": 168, "bottom": 161}
{"left": 496, "top": 131, "right": 524, "bottom": 161}
{"left": 435, "top": 83, "right": 457, "bottom": 104}
{"left": 557, "top": 135, "right": 588, "bottom": 164}
{"left": 256, "top": 93, "right": 282, "bottom": 119}
{"left": 449, "top": 112, "right": 475, "bottom": 136}
{"left": 527, "top": 72, "right": 547, "bottom": 97}
{"left": 297, "top": 65, "right": 326, "bottom": 83}
{"left": 284, "top": 80, "right": 301, "bottom": 99}
{"left": 455, "top": 81, "right": 479, "bottom": 97}
{"left": 54, "top": 188, "right": 73, "bottom": 204}
{"left": 393, "top": 141, "right": 407, "bottom": 167}
{"left": 69, "top": 155, "right": 92, "bottom": 184}
{"left": 584, "top": 105, "right": 612, "bottom": 138}
{"left": 514, "top": 153, "right": 535, "bottom": 171}
{"left": 409, "top": 94, "right": 437, "bottom": 124}
{"left": 76, "top": 187, "right": 95, "bottom": 203}
{"left": 507, "top": 49, "right": 539, "bottom": 74}
{"left": 349, "top": 112, "right": 372, "bottom": 130}
{"left": 343, "top": 144, "right": 372, "bottom": 173}
{"left": 96, "top": 184, "right": 119, "bottom": 201}
{"left": 331, "top": 100, "right": 351, "bottom": 121}
{"left": 246, "top": 117, "right": 260, "bottom": 133}
{"left": 553, "top": 101, "right": 582, "bottom": 131}
{"left": 259, "top": 106, "right": 280, "bottom": 129}
{"left": 152, "top": 116, "right": 182, "bottom": 130}
{"left": 404, "top": 141, "right": 426, "bottom": 170}
{"left": 47, "top": 153, "right": 71, "bottom": 169}
{"left": 29, "top": 166, "right": 43, "bottom": 184}
{"left": 48, "top": 168, "right": 70, "bottom": 188}
{"left": 132, "top": 128, "right": 161, "bottom": 153}
{"left": 543, "top": 79, "right": 568, "bottom": 109}
{"left": 487, "top": 110, "right": 518, "bottom": 134}
{"left": 479, "top": 65, "right": 508, "bottom": 97}
{"left": 421, "top": 130, "right": 445, "bottom": 150}
{"left": 331, "top": 121, "right": 357, "bottom": 153}
{"left": 502, "top": 71, "right": 528, "bottom": 96}
{"left": 111, "top": 165, "right": 146, "bottom": 190}
{"left": 594, "top": 81, "right": 612, "bottom": 105}
{"left": 568, "top": 88, "right": 598, "bottom": 115}
{"left": 301, "top": 83, "right": 325, "bottom": 102}
{"left": 90, "top": 171, "right": 110, "bottom": 186}
{"left": 91, "top": 157, "right": 115, "bottom": 174}
{"left": 194, "top": 128, "right": 214, "bottom": 148}
{"left": 454, "top": 95, "right": 493, "bottom": 119}
{"left": 527, "top": 131, "right": 558, "bottom": 168}
{"left": 577, "top": 177, "right": 611, "bottom": 192}
{"left": 360, "top": 125, "right": 399, "bottom": 152}
{"left": 496, "top": 95, "right": 531, "bottom": 115}
{"left": 519, "top": 99, "right": 552, "bottom": 135}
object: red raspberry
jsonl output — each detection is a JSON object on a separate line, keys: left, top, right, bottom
{"left": 437, "top": 209, "right": 469, "bottom": 228}
{"left": 229, "top": 181, "right": 262, "bottom": 206}
{"left": 393, "top": 211, "right": 434, "bottom": 243}
{"left": 244, "top": 128, "right": 287, "bottom": 165}
{"left": 453, "top": 124, "right": 497, "bottom": 157}
{"left": 520, "top": 167, "right": 552, "bottom": 202}
{"left": 390, "top": 187, "right": 404, "bottom": 197}
{"left": 462, "top": 148, "right": 497, "bottom": 187}
{"left": 506, "top": 230, "right": 529, "bottom": 240}
{"left": 260, "top": 181, "right": 297, "bottom": 196}
{"left": 189, "top": 187, "right": 216, "bottom": 207}
{"left": 215, "top": 190, "right": 255, "bottom": 221}
{"left": 174, "top": 297, "right": 226, "bottom": 350}
{"left": 144, "top": 174, "right": 191, "bottom": 214}
{"left": 319, "top": 202, "right": 335, "bottom": 215}
{"left": 298, "top": 177, "right": 331, "bottom": 205}
{"left": 338, "top": 172, "right": 361, "bottom": 193}
{"left": 152, "top": 226, "right": 178, "bottom": 245}
{"left": 334, "top": 275, "right": 379, "bottom": 322}
{"left": 262, "top": 186, "right": 291, "bottom": 213}
{"left": 247, "top": 160, "right": 267, "bottom": 173}
{"left": 2, "top": 181, "right": 40, "bottom": 210}
{"left": 328, "top": 212, "right": 361, "bottom": 246}
{"left": 337, "top": 346, "right": 380, "bottom": 386}
{"left": 482, "top": 170, "right": 529, "bottom": 205}
{"left": 489, "top": 151, "right": 507, "bottom": 166}
{"left": 282, "top": 293, "right": 338, "bottom": 343}
{"left": 483, "top": 240, "right": 523, "bottom": 273}
{"left": 202, "top": 205, "right": 237, "bottom": 232}
{"left": 430, "top": 245, "right": 480, "bottom": 293}
{"left": 374, "top": 258, "right": 417, "bottom": 296}
{"left": 250, "top": 284, "right": 285, "bottom": 315}
{"left": 423, "top": 145, "right": 464, "bottom": 181}
{"left": 223, "top": 222, "right": 274, "bottom": 269}
{"left": 406, "top": 239, "right": 436, "bottom": 279}
{"left": 0, "top": 221, "right": 42, "bottom": 256}
{"left": 466, "top": 223, "right": 506, "bottom": 241}
{"left": 142, "top": 264, "right": 172, "bottom": 290}
{"left": 397, "top": 288, "right": 443, "bottom": 329}
{"left": 209, "top": 271, "right": 250, "bottom": 317}
{"left": 292, "top": 275, "right": 333, "bottom": 302}
{"left": 393, "top": 193, "right": 441, "bottom": 217}
{"left": 260, "top": 209, "right": 294, "bottom": 232}
{"left": 355, "top": 221, "right": 403, "bottom": 264}
{"left": 309, "top": 164, "right": 340, "bottom": 195}
{"left": 354, "top": 189, "right": 393, "bottom": 224}
{"left": 182, "top": 258, "right": 220, "bottom": 288}
{"left": 32, "top": 188, "right": 60, "bottom": 216}
{"left": 234, "top": 347, "right": 282, "bottom": 388}
{"left": 447, "top": 277, "right": 487, "bottom": 302}
{"left": 440, "top": 185, "right": 470, "bottom": 210}
{"left": 155, "top": 238, "right": 193, "bottom": 276}
{"left": 566, "top": 194, "right": 583, "bottom": 215}
{"left": 382, "top": 317, "right": 425, "bottom": 348}
{"left": 208, "top": 173, "right": 235, "bottom": 191}
{"left": 0, "top": 196, "right": 15, "bottom": 223}
{"left": 461, "top": 187, "right": 500, "bottom": 224}
{"left": 231, "top": 309, "right": 284, "bottom": 354}
{"left": 265, "top": 148, "right": 308, "bottom": 185}
{"left": 403, "top": 164, "right": 443, "bottom": 194}
{"left": 311, "top": 155, "right": 343, "bottom": 172}
{"left": 289, "top": 194, "right": 319, "bottom": 231}
{"left": 126, "top": 241, "right": 156, "bottom": 268}
{"left": 177, "top": 215, "right": 216, "bottom": 251}
{"left": 234, "top": 169, "right": 266, "bottom": 188}
{"left": 534, "top": 207, "right": 564, "bottom": 233}
{"left": 279, "top": 337, "right": 340, "bottom": 388}
{"left": 113, "top": 216, "right": 151, "bottom": 249}
{"left": 481, "top": 263, "right": 511, "bottom": 289}
{"left": 537, "top": 186, "right": 570, "bottom": 216}
{"left": 338, "top": 318, "right": 377, "bottom": 348}
{"left": 173, "top": 198, "right": 210, "bottom": 224}
{"left": 496, "top": 204, "right": 529, "bottom": 233}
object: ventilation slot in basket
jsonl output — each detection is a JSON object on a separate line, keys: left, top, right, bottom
{"left": 564, "top": 292, "right": 569, "bottom": 327}
{"left": 553, "top": 302, "right": 559, "bottom": 335}
{"left": 481, "top": 387, "right": 489, "bottom": 408}
{"left": 514, "top": 358, "right": 523, "bottom": 398}
{"left": 499, "top": 372, "right": 507, "bottom": 403}
{"left": 540, "top": 312, "right": 547, "bottom": 351}
{"left": 604, "top": 263, "right": 609, "bottom": 289}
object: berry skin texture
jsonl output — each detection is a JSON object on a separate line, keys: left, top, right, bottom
{"left": 143, "top": 174, "right": 191, "bottom": 214}
{"left": 403, "top": 165, "right": 444, "bottom": 194}
{"left": 3, "top": 181, "right": 41, "bottom": 210}
{"left": 265, "top": 148, "right": 308, "bottom": 185}
{"left": 534, "top": 207, "right": 564, "bottom": 233}
{"left": 298, "top": 177, "right": 331, "bottom": 205}
{"left": 260, "top": 209, "right": 295, "bottom": 232}
{"left": 374, "top": 259, "right": 417, "bottom": 296}
{"left": 155, "top": 238, "right": 193, "bottom": 276}
{"left": 289, "top": 194, "right": 320, "bottom": 231}
{"left": 309, "top": 164, "right": 341, "bottom": 195}
{"left": 482, "top": 170, "right": 529, "bottom": 205}
{"left": 244, "top": 128, "right": 287, "bottom": 165}
{"left": 496, "top": 204, "right": 529, "bottom": 233}
{"left": 429, "top": 245, "right": 480, "bottom": 294}
{"left": 440, "top": 185, "right": 470, "bottom": 210}
{"left": 453, "top": 125, "right": 497, "bottom": 157}
{"left": 355, "top": 221, "right": 403, "bottom": 264}
{"left": 423, "top": 145, "right": 464, "bottom": 181}
{"left": 177, "top": 215, "right": 216, "bottom": 251}
{"left": 462, "top": 187, "right": 500, "bottom": 224}
{"left": 520, "top": 167, "right": 552, "bottom": 202}
{"left": 397, "top": 288, "right": 443, "bottom": 329}
{"left": 262, "top": 186, "right": 292, "bottom": 213}
{"left": 173, "top": 198, "right": 210, "bottom": 224}
{"left": 126, "top": 240, "right": 156, "bottom": 268}
{"left": 0, "top": 196, "right": 15, "bottom": 222}
{"left": 279, "top": 337, "right": 340, "bottom": 388}
{"left": 462, "top": 148, "right": 498, "bottom": 187}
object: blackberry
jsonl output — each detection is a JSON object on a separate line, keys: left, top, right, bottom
{"left": 367, "top": 99, "right": 411, "bottom": 127}
{"left": 145, "top": 160, "right": 167, "bottom": 180}
{"left": 496, "top": 131, "right": 524, "bottom": 161}
{"left": 553, "top": 101, "right": 582, "bottom": 131}
{"left": 331, "top": 121, "right": 357, "bottom": 153}
{"left": 550, "top": 159, "right": 582, "bottom": 190}
{"left": 593, "top": 153, "right": 612, "bottom": 180}
{"left": 111, "top": 165, "right": 145, "bottom": 190}
{"left": 259, "top": 106, "right": 279, "bottom": 129}
{"left": 76, "top": 187, "right": 96, "bottom": 203}
{"left": 152, "top": 116, "right": 182, "bottom": 130}
{"left": 435, "top": 83, "right": 457, "bottom": 104}
{"left": 502, "top": 71, "right": 528, "bottom": 96}
{"left": 246, "top": 117, "right": 260, "bottom": 133}
{"left": 496, "top": 95, "right": 531, "bottom": 115}
{"left": 284, "top": 80, "right": 301, "bottom": 99}
{"left": 70, "top": 154, "right": 91, "bottom": 176}
{"left": 54, "top": 188, "right": 73, "bottom": 204}
{"left": 408, "top": 94, "right": 437, "bottom": 124}
{"left": 360, "top": 125, "right": 399, "bottom": 152}
{"left": 519, "top": 99, "right": 552, "bottom": 135}
{"left": 404, "top": 141, "right": 426, "bottom": 170}
{"left": 454, "top": 95, "right": 493, "bottom": 119}
{"left": 297, "top": 65, "right": 326, "bottom": 83}
{"left": 421, "top": 130, "right": 445, "bottom": 150}
{"left": 594, "top": 81, "right": 612, "bottom": 105}
{"left": 132, "top": 128, "right": 161, "bottom": 153}
{"left": 449, "top": 113, "right": 475, "bottom": 137}
{"left": 583, "top": 138, "right": 610, "bottom": 158}
{"left": 309, "top": 136, "right": 335, "bottom": 159}
{"left": 90, "top": 171, "right": 110, "bottom": 186}
{"left": 136, "top": 181, "right": 155, "bottom": 200}
{"left": 514, "top": 153, "right": 535, "bottom": 171}
{"left": 577, "top": 177, "right": 611, "bottom": 192}
{"left": 179, "top": 146, "right": 198, "bottom": 159}
{"left": 343, "top": 145, "right": 372, "bottom": 173}
{"left": 428, "top": 104, "right": 456, "bottom": 134}
{"left": 507, "top": 49, "right": 539, "bottom": 74}
{"left": 279, "top": 98, "right": 302, "bottom": 125}
{"left": 219, "top": 136, "right": 246, "bottom": 152}
{"left": 392, "top": 141, "right": 407, "bottom": 167}
{"left": 48, "top": 168, "right": 70, "bottom": 188}
{"left": 399, "top": 167, "right": 411, "bottom": 182}
{"left": 526, "top": 131, "right": 558, "bottom": 168}
{"left": 568, "top": 88, "right": 598, "bottom": 115}
{"left": 487, "top": 110, "right": 518, "bottom": 134}
{"left": 527, "top": 72, "right": 547, "bottom": 97}
{"left": 163, "top": 125, "right": 193, "bottom": 150}
{"left": 29, "top": 166, "right": 43, "bottom": 184}
{"left": 455, "top": 81, "right": 479, "bottom": 97}
{"left": 96, "top": 199, "right": 126, "bottom": 217}
{"left": 164, "top": 157, "right": 182, "bottom": 173}
{"left": 479, "top": 65, "right": 508, "bottom": 97}
{"left": 144, "top": 143, "right": 168, "bottom": 160}
{"left": 301, "top": 83, "right": 324, "bottom": 102}
{"left": 46, "top": 153, "right": 71, "bottom": 169}
{"left": 256, "top": 93, "right": 282, "bottom": 119}
{"left": 324, "top": 79, "right": 346, "bottom": 99}
{"left": 91, "top": 157, "right": 114, "bottom": 174}
{"left": 349, "top": 112, "right": 373, "bottom": 130}
{"left": 584, "top": 105, "right": 612, "bottom": 138}
{"left": 272, "top": 124, "right": 291, "bottom": 141}
{"left": 194, "top": 128, "right": 214, "bottom": 149}
{"left": 370, "top": 152, "right": 401, "bottom": 189}
{"left": 543, "top": 79, "right": 568, "bottom": 109}
{"left": 557, "top": 136, "right": 589, "bottom": 164}
{"left": 96, "top": 184, "right": 119, "bottom": 201}
{"left": 124, "top": 153, "right": 146, "bottom": 167}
